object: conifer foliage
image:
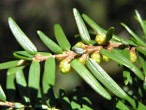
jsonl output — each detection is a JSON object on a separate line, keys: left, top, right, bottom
{"left": 0, "top": 8, "right": 146, "bottom": 109}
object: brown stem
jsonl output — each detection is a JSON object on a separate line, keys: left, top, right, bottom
{"left": 63, "top": 51, "right": 77, "bottom": 62}
{"left": 32, "top": 42, "right": 122, "bottom": 62}
{"left": 0, "top": 101, "right": 14, "bottom": 108}
{"left": 86, "top": 46, "right": 102, "bottom": 54}
{"left": 106, "top": 42, "right": 121, "bottom": 51}
{"left": 33, "top": 54, "right": 50, "bottom": 62}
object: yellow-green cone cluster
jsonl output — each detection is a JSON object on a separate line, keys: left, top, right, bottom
{"left": 102, "top": 55, "right": 110, "bottom": 62}
{"left": 130, "top": 51, "right": 137, "bottom": 63}
{"left": 91, "top": 52, "right": 101, "bottom": 64}
{"left": 59, "top": 59, "right": 71, "bottom": 74}
{"left": 78, "top": 56, "right": 86, "bottom": 65}
{"left": 75, "top": 41, "right": 84, "bottom": 48}
{"left": 95, "top": 34, "right": 107, "bottom": 45}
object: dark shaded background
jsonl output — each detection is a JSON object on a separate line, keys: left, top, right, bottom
{"left": 0, "top": 0, "right": 146, "bottom": 109}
